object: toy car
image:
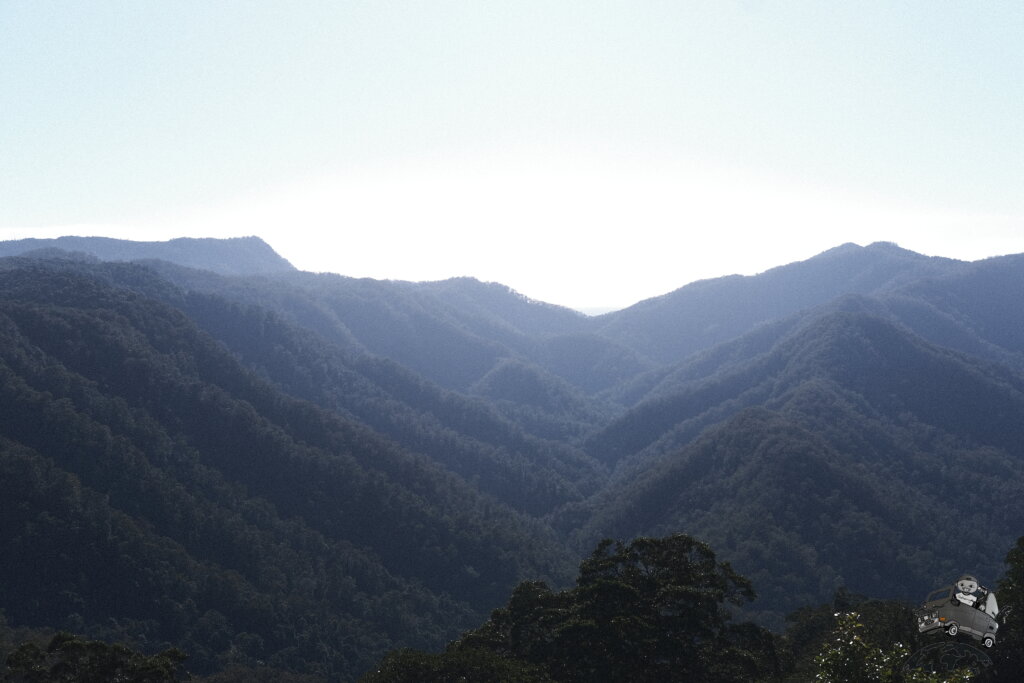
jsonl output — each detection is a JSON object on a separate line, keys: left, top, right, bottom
{"left": 915, "top": 585, "right": 998, "bottom": 648}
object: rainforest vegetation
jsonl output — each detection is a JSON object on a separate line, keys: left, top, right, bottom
{"left": 0, "top": 238, "right": 1022, "bottom": 680}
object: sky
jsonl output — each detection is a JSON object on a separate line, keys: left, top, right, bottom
{"left": 2, "top": 1, "right": 1023, "bottom": 312}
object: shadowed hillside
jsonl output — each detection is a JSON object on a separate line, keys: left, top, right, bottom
{"left": 0, "top": 259, "right": 574, "bottom": 680}
{"left": 569, "top": 310, "right": 1024, "bottom": 625}
{"left": 1, "top": 237, "right": 1022, "bottom": 679}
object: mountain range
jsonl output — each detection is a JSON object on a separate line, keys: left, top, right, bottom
{"left": 0, "top": 236, "right": 1021, "bottom": 680}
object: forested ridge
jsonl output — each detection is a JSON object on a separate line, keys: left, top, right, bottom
{"left": 1, "top": 238, "right": 1022, "bottom": 681}
{"left": 0, "top": 258, "right": 573, "bottom": 679}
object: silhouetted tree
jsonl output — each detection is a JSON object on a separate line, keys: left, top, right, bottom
{"left": 366, "top": 534, "right": 782, "bottom": 682}
{"left": 978, "top": 536, "right": 1024, "bottom": 682}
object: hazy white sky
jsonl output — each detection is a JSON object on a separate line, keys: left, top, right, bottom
{"left": 2, "top": 1, "right": 1022, "bottom": 311}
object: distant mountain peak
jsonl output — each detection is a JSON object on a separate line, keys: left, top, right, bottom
{"left": 0, "top": 235, "right": 295, "bottom": 276}
{"left": 597, "top": 241, "right": 970, "bottom": 364}
{"left": 817, "top": 241, "right": 917, "bottom": 258}
{"left": 864, "top": 240, "right": 904, "bottom": 250}
{"left": 819, "top": 241, "right": 864, "bottom": 255}
{"left": 817, "top": 241, "right": 959, "bottom": 263}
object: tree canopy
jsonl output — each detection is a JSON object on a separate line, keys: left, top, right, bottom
{"left": 365, "top": 534, "right": 782, "bottom": 683}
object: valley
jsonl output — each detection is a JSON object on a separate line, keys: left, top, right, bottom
{"left": 0, "top": 237, "right": 1021, "bottom": 680}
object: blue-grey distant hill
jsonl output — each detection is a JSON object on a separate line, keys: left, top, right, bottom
{"left": 2, "top": 237, "right": 1024, "bottom": 678}
{"left": 0, "top": 235, "right": 295, "bottom": 276}
{"left": 594, "top": 241, "right": 966, "bottom": 364}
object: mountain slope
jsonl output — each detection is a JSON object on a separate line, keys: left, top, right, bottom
{"left": 0, "top": 235, "right": 295, "bottom": 276}
{"left": 84, "top": 258, "right": 609, "bottom": 512}
{"left": 595, "top": 242, "right": 964, "bottom": 365}
{"left": 0, "top": 259, "right": 574, "bottom": 680}
{"left": 881, "top": 253, "right": 1024, "bottom": 370}
{"left": 133, "top": 260, "right": 634, "bottom": 432}
{"left": 175, "top": 287, "right": 608, "bottom": 512}
{"left": 571, "top": 310, "right": 1024, "bottom": 624}
{"left": 4, "top": 236, "right": 1024, "bottom": 677}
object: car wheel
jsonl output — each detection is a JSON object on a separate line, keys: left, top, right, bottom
{"left": 982, "top": 636, "right": 994, "bottom": 648}
{"left": 946, "top": 623, "right": 958, "bottom": 636}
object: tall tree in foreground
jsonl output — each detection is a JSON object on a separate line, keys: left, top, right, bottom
{"left": 364, "top": 533, "right": 782, "bottom": 682}
{"left": 978, "top": 536, "right": 1024, "bottom": 682}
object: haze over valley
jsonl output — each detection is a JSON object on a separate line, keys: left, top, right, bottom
{"left": 0, "top": 236, "right": 1023, "bottom": 680}
{"left": 4, "top": 3, "right": 1024, "bottom": 679}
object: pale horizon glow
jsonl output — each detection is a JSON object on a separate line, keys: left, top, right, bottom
{"left": 2, "top": 2, "right": 1023, "bottom": 312}
{"left": 7, "top": 159, "right": 1021, "bottom": 313}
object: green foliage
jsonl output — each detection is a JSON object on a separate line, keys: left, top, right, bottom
{"left": 0, "top": 260, "right": 576, "bottom": 680}
{"left": 814, "top": 613, "right": 973, "bottom": 683}
{"left": 783, "top": 589, "right": 926, "bottom": 680}
{"left": 2, "top": 631, "right": 187, "bottom": 682}
{"left": 362, "top": 646, "right": 553, "bottom": 683}
{"left": 4, "top": 243, "right": 1024, "bottom": 682}
{"left": 575, "top": 308, "right": 1024, "bottom": 623}
{"left": 976, "top": 536, "right": 1024, "bottom": 682}
{"left": 368, "top": 534, "right": 783, "bottom": 682}
{"left": 178, "top": 289, "right": 604, "bottom": 514}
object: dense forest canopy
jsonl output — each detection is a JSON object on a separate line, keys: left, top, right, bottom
{"left": 0, "top": 237, "right": 1021, "bottom": 681}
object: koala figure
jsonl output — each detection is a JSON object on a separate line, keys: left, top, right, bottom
{"left": 955, "top": 574, "right": 980, "bottom": 607}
